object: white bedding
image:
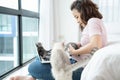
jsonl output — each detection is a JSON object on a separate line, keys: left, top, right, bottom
{"left": 81, "top": 41, "right": 120, "bottom": 80}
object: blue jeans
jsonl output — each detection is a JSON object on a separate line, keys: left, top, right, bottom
{"left": 28, "top": 57, "right": 84, "bottom": 80}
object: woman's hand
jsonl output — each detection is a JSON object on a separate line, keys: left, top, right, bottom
{"left": 68, "top": 44, "right": 76, "bottom": 55}
{"left": 76, "top": 42, "right": 81, "bottom": 48}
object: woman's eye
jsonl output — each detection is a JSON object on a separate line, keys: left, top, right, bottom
{"left": 75, "top": 16, "right": 78, "bottom": 19}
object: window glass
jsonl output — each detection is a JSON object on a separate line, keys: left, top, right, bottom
{"left": 22, "top": 17, "right": 38, "bottom": 63}
{"left": 21, "top": 0, "right": 39, "bottom": 12}
{"left": 0, "top": 0, "right": 18, "bottom": 10}
{"left": 0, "top": 14, "right": 18, "bottom": 76}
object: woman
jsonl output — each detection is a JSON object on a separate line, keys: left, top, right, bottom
{"left": 10, "top": 0, "right": 107, "bottom": 80}
{"left": 69, "top": 0, "right": 107, "bottom": 60}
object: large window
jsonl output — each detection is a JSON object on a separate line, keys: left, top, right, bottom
{"left": 22, "top": 17, "right": 38, "bottom": 62}
{"left": 0, "top": 14, "right": 18, "bottom": 76}
{"left": 21, "top": 0, "right": 39, "bottom": 12}
{"left": 0, "top": 0, "right": 39, "bottom": 79}
{"left": 0, "top": 0, "right": 18, "bottom": 10}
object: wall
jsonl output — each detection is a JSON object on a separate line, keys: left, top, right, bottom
{"left": 39, "top": 0, "right": 80, "bottom": 49}
{"left": 53, "top": 0, "right": 80, "bottom": 43}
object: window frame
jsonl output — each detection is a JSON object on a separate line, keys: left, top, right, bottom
{"left": 0, "top": 0, "right": 40, "bottom": 79}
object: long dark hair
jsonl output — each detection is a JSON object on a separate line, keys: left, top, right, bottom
{"left": 71, "top": 0, "right": 103, "bottom": 30}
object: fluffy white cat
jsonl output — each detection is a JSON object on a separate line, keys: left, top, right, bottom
{"left": 50, "top": 42, "right": 90, "bottom": 80}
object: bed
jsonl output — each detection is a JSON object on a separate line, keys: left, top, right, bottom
{"left": 81, "top": 41, "right": 120, "bottom": 80}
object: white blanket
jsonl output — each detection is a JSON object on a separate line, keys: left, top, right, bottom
{"left": 81, "top": 41, "right": 120, "bottom": 80}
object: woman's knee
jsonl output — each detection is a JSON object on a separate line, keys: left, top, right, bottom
{"left": 28, "top": 58, "right": 51, "bottom": 74}
{"left": 28, "top": 59, "right": 53, "bottom": 79}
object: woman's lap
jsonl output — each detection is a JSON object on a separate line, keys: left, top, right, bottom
{"left": 28, "top": 57, "right": 53, "bottom": 79}
{"left": 28, "top": 57, "right": 83, "bottom": 80}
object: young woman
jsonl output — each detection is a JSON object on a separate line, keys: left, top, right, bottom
{"left": 10, "top": 0, "right": 107, "bottom": 80}
{"left": 69, "top": 0, "right": 107, "bottom": 60}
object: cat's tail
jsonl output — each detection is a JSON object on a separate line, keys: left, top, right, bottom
{"left": 65, "top": 58, "right": 90, "bottom": 72}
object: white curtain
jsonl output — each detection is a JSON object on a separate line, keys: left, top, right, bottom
{"left": 39, "top": 0, "right": 54, "bottom": 49}
{"left": 94, "top": 0, "right": 120, "bottom": 41}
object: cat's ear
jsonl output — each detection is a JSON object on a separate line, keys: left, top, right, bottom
{"left": 35, "top": 43, "right": 38, "bottom": 47}
{"left": 36, "top": 42, "right": 42, "bottom": 47}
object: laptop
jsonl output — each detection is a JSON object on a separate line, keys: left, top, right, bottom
{"left": 38, "top": 51, "right": 51, "bottom": 63}
{"left": 35, "top": 42, "right": 51, "bottom": 63}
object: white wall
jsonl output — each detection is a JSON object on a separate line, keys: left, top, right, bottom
{"left": 39, "top": 0, "right": 80, "bottom": 49}
{"left": 53, "top": 0, "right": 80, "bottom": 43}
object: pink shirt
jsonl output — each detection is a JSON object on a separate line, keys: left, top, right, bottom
{"left": 73, "top": 18, "right": 107, "bottom": 61}
{"left": 81, "top": 18, "right": 107, "bottom": 47}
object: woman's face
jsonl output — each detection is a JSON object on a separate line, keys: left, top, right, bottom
{"left": 72, "top": 9, "right": 85, "bottom": 27}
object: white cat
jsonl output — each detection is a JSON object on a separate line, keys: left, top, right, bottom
{"left": 50, "top": 42, "right": 90, "bottom": 80}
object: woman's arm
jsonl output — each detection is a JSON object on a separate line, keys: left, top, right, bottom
{"left": 69, "top": 35, "right": 102, "bottom": 55}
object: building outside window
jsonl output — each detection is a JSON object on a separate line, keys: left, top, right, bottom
{"left": 0, "top": 14, "right": 18, "bottom": 76}
{"left": 0, "top": 0, "right": 40, "bottom": 79}
{"left": 22, "top": 17, "right": 38, "bottom": 63}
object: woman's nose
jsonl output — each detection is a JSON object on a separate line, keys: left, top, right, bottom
{"left": 77, "top": 18, "right": 81, "bottom": 23}
{"left": 77, "top": 20, "right": 80, "bottom": 23}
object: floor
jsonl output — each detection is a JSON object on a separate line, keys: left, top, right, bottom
{"left": 3, "top": 64, "right": 29, "bottom": 80}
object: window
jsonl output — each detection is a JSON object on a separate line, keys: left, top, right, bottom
{"left": 22, "top": 17, "right": 38, "bottom": 62}
{"left": 21, "top": 0, "right": 39, "bottom": 12}
{"left": 0, "top": 0, "right": 18, "bottom": 10}
{"left": 0, "top": 0, "right": 39, "bottom": 79}
{"left": 0, "top": 14, "right": 18, "bottom": 76}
